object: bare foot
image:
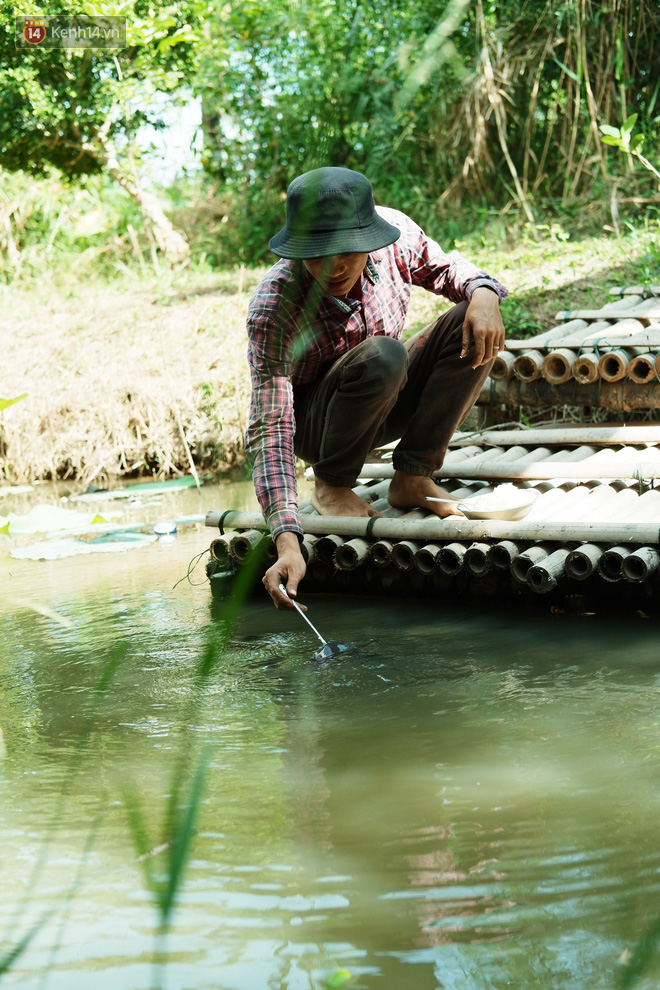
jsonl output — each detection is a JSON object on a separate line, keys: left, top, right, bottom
{"left": 311, "top": 478, "right": 381, "bottom": 517}
{"left": 388, "top": 471, "right": 465, "bottom": 518}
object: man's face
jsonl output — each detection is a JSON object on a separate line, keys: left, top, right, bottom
{"left": 303, "top": 253, "right": 369, "bottom": 297}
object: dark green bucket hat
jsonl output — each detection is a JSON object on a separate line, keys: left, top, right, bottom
{"left": 269, "top": 166, "right": 401, "bottom": 259}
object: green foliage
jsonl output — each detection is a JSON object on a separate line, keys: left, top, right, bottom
{"left": 600, "top": 115, "right": 660, "bottom": 180}
{"left": 198, "top": 0, "right": 660, "bottom": 261}
{"left": 0, "top": 0, "right": 206, "bottom": 176}
{"left": 124, "top": 746, "right": 211, "bottom": 929}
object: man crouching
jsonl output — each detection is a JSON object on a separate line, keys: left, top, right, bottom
{"left": 245, "top": 166, "right": 507, "bottom": 609}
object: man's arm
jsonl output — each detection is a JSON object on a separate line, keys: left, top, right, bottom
{"left": 246, "top": 306, "right": 309, "bottom": 609}
{"left": 382, "top": 208, "right": 508, "bottom": 367}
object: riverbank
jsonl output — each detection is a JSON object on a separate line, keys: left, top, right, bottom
{"left": 1, "top": 221, "right": 657, "bottom": 486}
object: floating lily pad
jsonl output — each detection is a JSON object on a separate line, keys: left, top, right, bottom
{"left": 71, "top": 476, "right": 202, "bottom": 503}
{"left": 2, "top": 503, "right": 121, "bottom": 536}
{"left": 10, "top": 531, "right": 158, "bottom": 561}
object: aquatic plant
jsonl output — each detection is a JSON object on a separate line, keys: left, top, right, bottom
{"left": 0, "top": 642, "right": 127, "bottom": 983}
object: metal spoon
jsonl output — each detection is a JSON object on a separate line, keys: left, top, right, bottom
{"left": 278, "top": 584, "right": 356, "bottom": 660}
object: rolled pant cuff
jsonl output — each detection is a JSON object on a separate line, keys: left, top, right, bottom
{"left": 391, "top": 456, "right": 434, "bottom": 478}
{"left": 313, "top": 468, "right": 359, "bottom": 488}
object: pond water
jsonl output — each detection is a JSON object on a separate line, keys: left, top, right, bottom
{"left": 1, "top": 480, "right": 660, "bottom": 989}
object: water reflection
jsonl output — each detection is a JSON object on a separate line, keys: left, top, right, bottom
{"left": 1, "top": 484, "right": 660, "bottom": 987}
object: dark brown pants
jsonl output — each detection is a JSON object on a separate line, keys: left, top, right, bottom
{"left": 293, "top": 301, "right": 491, "bottom": 487}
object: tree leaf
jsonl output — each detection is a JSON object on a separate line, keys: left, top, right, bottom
{"left": 600, "top": 134, "right": 622, "bottom": 147}
{"left": 622, "top": 113, "right": 638, "bottom": 134}
{"left": 600, "top": 124, "right": 621, "bottom": 138}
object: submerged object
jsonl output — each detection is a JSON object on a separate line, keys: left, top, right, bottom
{"left": 278, "top": 584, "right": 356, "bottom": 661}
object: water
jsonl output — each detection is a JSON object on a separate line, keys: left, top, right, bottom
{"left": 2, "top": 481, "right": 660, "bottom": 989}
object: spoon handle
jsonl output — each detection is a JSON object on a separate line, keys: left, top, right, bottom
{"left": 278, "top": 584, "right": 327, "bottom": 646}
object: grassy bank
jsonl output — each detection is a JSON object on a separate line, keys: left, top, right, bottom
{"left": 1, "top": 218, "right": 658, "bottom": 486}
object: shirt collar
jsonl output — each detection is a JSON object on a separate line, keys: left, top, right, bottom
{"left": 300, "top": 256, "right": 380, "bottom": 313}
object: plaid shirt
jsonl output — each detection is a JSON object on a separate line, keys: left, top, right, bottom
{"left": 246, "top": 206, "right": 508, "bottom": 541}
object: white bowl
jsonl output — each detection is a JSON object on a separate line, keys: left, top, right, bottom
{"left": 455, "top": 487, "right": 540, "bottom": 521}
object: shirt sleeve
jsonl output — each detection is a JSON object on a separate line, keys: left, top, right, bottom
{"left": 245, "top": 316, "right": 303, "bottom": 542}
{"left": 392, "top": 210, "right": 508, "bottom": 303}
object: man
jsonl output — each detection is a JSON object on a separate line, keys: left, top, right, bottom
{"left": 245, "top": 167, "right": 507, "bottom": 610}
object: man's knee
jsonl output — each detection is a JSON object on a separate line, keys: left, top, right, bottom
{"left": 342, "top": 335, "right": 408, "bottom": 390}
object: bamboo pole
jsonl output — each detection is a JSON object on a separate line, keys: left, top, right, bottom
{"left": 526, "top": 547, "right": 571, "bottom": 593}
{"left": 628, "top": 353, "right": 658, "bottom": 385}
{"left": 209, "top": 536, "right": 232, "bottom": 566}
{"left": 487, "top": 540, "right": 521, "bottom": 570}
{"left": 609, "top": 286, "right": 660, "bottom": 297}
{"left": 453, "top": 425, "right": 660, "bottom": 446}
{"left": 513, "top": 349, "right": 545, "bottom": 381}
{"left": 555, "top": 297, "right": 653, "bottom": 321}
{"left": 505, "top": 319, "right": 589, "bottom": 352}
{"left": 230, "top": 529, "right": 265, "bottom": 561}
{"left": 622, "top": 548, "right": 660, "bottom": 582}
{"left": 490, "top": 350, "right": 516, "bottom": 381}
{"left": 598, "top": 546, "right": 632, "bottom": 582}
{"left": 572, "top": 351, "right": 599, "bottom": 384}
{"left": 316, "top": 534, "right": 344, "bottom": 565}
{"left": 561, "top": 307, "right": 660, "bottom": 322}
{"left": 391, "top": 540, "right": 419, "bottom": 572}
{"left": 464, "top": 542, "right": 492, "bottom": 576}
{"left": 301, "top": 534, "right": 319, "bottom": 565}
{"left": 357, "top": 460, "right": 660, "bottom": 481}
{"left": 414, "top": 543, "right": 443, "bottom": 575}
{"left": 477, "top": 377, "right": 660, "bottom": 412}
{"left": 205, "top": 511, "right": 660, "bottom": 545}
{"left": 370, "top": 539, "right": 394, "bottom": 567}
{"left": 334, "top": 538, "right": 370, "bottom": 571}
{"left": 438, "top": 542, "right": 467, "bottom": 575}
{"left": 599, "top": 348, "right": 635, "bottom": 382}
{"left": 511, "top": 544, "right": 552, "bottom": 583}
{"left": 565, "top": 544, "right": 603, "bottom": 580}
{"left": 541, "top": 348, "right": 577, "bottom": 384}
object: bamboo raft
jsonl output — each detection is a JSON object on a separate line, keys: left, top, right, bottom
{"left": 206, "top": 423, "right": 660, "bottom": 613}
{"left": 206, "top": 285, "right": 660, "bottom": 612}
{"left": 483, "top": 285, "right": 660, "bottom": 410}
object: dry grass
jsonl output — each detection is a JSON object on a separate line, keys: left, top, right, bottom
{"left": 0, "top": 268, "right": 265, "bottom": 485}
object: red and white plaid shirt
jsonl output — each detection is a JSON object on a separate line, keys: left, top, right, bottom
{"left": 246, "top": 206, "right": 508, "bottom": 540}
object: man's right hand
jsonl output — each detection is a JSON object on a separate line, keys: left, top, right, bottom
{"left": 263, "top": 531, "right": 308, "bottom": 610}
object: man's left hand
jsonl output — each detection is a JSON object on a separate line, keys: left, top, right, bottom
{"left": 461, "top": 287, "right": 506, "bottom": 369}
